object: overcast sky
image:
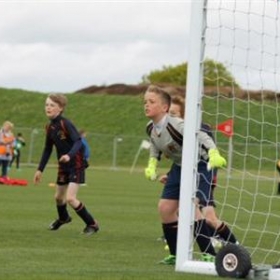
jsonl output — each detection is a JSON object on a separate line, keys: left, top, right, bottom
{"left": 1, "top": 0, "right": 280, "bottom": 93}
{"left": 0, "top": 1, "right": 191, "bottom": 93}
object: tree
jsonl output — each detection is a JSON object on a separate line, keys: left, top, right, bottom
{"left": 142, "top": 63, "right": 187, "bottom": 86}
{"left": 141, "top": 59, "right": 239, "bottom": 88}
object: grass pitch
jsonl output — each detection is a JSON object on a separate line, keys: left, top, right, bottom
{"left": 0, "top": 167, "right": 221, "bottom": 280}
{"left": 2, "top": 166, "right": 280, "bottom": 279}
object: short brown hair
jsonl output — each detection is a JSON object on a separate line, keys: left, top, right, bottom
{"left": 171, "top": 95, "right": 185, "bottom": 118}
{"left": 48, "top": 93, "right": 68, "bottom": 109}
{"left": 146, "top": 85, "right": 171, "bottom": 109}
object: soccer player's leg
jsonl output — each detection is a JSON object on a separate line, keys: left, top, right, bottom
{"left": 203, "top": 205, "right": 238, "bottom": 245}
{"left": 195, "top": 165, "right": 219, "bottom": 260}
{"left": 194, "top": 200, "right": 217, "bottom": 259}
{"left": 199, "top": 166, "right": 238, "bottom": 245}
{"left": 158, "top": 164, "right": 180, "bottom": 265}
{"left": 159, "top": 199, "right": 178, "bottom": 264}
{"left": 67, "top": 168, "right": 99, "bottom": 235}
{"left": 49, "top": 183, "right": 72, "bottom": 230}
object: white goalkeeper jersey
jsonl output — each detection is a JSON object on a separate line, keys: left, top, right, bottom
{"left": 146, "top": 114, "right": 217, "bottom": 166}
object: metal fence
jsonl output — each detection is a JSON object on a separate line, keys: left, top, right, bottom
{"left": 14, "top": 127, "right": 280, "bottom": 171}
{"left": 14, "top": 127, "right": 153, "bottom": 170}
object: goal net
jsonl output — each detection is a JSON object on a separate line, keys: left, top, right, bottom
{"left": 177, "top": 0, "right": 280, "bottom": 278}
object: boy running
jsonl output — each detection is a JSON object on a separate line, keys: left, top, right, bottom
{"left": 33, "top": 93, "right": 99, "bottom": 235}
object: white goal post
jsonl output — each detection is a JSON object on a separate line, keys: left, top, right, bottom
{"left": 177, "top": 0, "right": 280, "bottom": 278}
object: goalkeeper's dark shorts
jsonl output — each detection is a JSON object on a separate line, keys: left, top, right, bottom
{"left": 196, "top": 161, "right": 216, "bottom": 207}
{"left": 56, "top": 162, "right": 85, "bottom": 185}
{"left": 161, "top": 163, "right": 181, "bottom": 200}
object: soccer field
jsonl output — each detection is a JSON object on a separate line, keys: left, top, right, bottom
{"left": 0, "top": 166, "right": 277, "bottom": 280}
{"left": 0, "top": 167, "right": 217, "bottom": 280}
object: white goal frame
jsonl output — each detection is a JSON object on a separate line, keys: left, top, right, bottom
{"left": 176, "top": 0, "right": 280, "bottom": 279}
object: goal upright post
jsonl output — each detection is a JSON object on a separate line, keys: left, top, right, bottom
{"left": 176, "top": 0, "right": 216, "bottom": 274}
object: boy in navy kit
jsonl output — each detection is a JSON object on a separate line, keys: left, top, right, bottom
{"left": 33, "top": 93, "right": 99, "bottom": 235}
{"left": 144, "top": 85, "right": 237, "bottom": 264}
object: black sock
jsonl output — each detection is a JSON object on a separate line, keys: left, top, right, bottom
{"left": 57, "top": 204, "right": 70, "bottom": 221}
{"left": 278, "top": 182, "right": 280, "bottom": 194}
{"left": 162, "top": 221, "right": 178, "bottom": 256}
{"left": 74, "top": 202, "right": 95, "bottom": 226}
{"left": 217, "top": 222, "right": 237, "bottom": 243}
{"left": 194, "top": 219, "right": 216, "bottom": 256}
{"left": 206, "top": 223, "right": 216, "bottom": 237}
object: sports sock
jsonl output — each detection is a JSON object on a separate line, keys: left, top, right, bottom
{"left": 217, "top": 222, "right": 237, "bottom": 243}
{"left": 194, "top": 219, "right": 216, "bottom": 256}
{"left": 206, "top": 223, "right": 217, "bottom": 237}
{"left": 57, "top": 204, "right": 70, "bottom": 221}
{"left": 74, "top": 202, "right": 96, "bottom": 226}
{"left": 162, "top": 221, "right": 178, "bottom": 256}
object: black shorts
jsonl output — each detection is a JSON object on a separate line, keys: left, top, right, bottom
{"left": 56, "top": 162, "right": 85, "bottom": 185}
{"left": 161, "top": 162, "right": 217, "bottom": 207}
{"left": 196, "top": 162, "right": 215, "bottom": 207}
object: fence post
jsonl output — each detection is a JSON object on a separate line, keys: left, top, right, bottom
{"left": 27, "top": 128, "right": 39, "bottom": 164}
{"left": 111, "top": 137, "right": 123, "bottom": 170}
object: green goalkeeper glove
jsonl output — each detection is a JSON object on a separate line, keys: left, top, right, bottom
{"left": 145, "top": 157, "right": 158, "bottom": 181}
{"left": 208, "top": 149, "right": 227, "bottom": 170}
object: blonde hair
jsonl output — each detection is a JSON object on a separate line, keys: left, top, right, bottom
{"left": 2, "top": 121, "right": 14, "bottom": 130}
{"left": 48, "top": 93, "right": 68, "bottom": 109}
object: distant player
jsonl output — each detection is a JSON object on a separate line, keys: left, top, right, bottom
{"left": 144, "top": 85, "right": 237, "bottom": 265}
{"left": 33, "top": 93, "right": 99, "bottom": 235}
{"left": 0, "top": 121, "right": 15, "bottom": 179}
{"left": 10, "top": 132, "right": 26, "bottom": 170}
{"left": 79, "top": 129, "right": 90, "bottom": 167}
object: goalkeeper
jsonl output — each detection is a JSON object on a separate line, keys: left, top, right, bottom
{"left": 144, "top": 85, "right": 238, "bottom": 265}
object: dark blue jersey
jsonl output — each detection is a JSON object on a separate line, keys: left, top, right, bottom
{"left": 38, "top": 114, "right": 83, "bottom": 172}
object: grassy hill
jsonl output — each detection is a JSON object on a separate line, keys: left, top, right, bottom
{"left": 1, "top": 87, "right": 280, "bottom": 170}
{"left": 0, "top": 88, "right": 149, "bottom": 168}
{"left": 0, "top": 88, "right": 147, "bottom": 135}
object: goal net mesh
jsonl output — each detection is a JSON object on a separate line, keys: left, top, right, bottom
{"left": 200, "top": 0, "right": 280, "bottom": 266}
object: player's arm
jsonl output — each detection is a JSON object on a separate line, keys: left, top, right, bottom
{"left": 145, "top": 157, "right": 158, "bottom": 181}
{"left": 145, "top": 142, "right": 161, "bottom": 181}
{"left": 37, "top": 134, "right": 53, "bottom": 172}
{"left": 198, "top": 130, "right": 227, "bottom": 169}
{"left": 34, "top": 134, "right": 53, "bottom": 185}
{"left": 208, "top": 148, "right": 226, "bottom": 169}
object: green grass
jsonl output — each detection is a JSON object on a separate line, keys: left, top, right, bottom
{"left": 0, "top": 88, "right": 147, "bottom": 136}
{"left": 0, "top": 167, "right": 215, "bottom": 280}
{"left": 1, "top": 166, "right": 280, "bottom": 280}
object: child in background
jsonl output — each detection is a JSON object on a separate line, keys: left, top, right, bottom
{"left": 33, "top": 93, "right": 99, "bottom": 235}
{"left": 0, "top": 121, "right": 15, "bottom": 180}
{"left": 79, "top": 129, "right": 90, "bottom": 186}
{"left": 79, "top": 129, "right": 90, "bottom": 167}
{"left": 10, "top": 132, "right": 26, "bottom": 170}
